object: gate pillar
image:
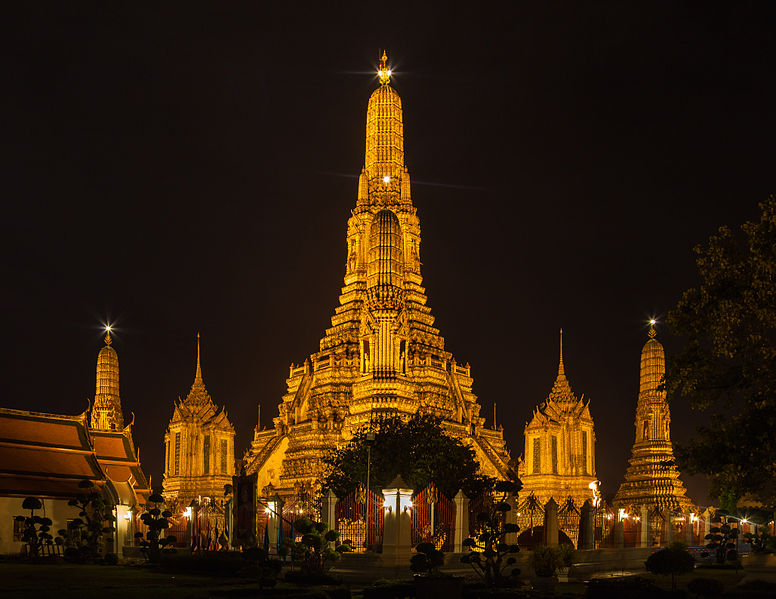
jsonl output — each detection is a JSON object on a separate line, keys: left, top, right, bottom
{"left": 505, "top": 492, "right": 518, "bottom": 545}
{"left": 382, "top": 475, "right": 413, "bottom": 561}
{"left": 543, "top": 498, "right": 559, "bottom": 546}
{"left": 266, "top": 494, "right": 280, "bottom": 554}
{"left": 322, "top": 489, "right": 338, "bottom": 547}
{"left": 578, "top": 499, "right": 594, "bottom": 550}
{"left": 686, "top": 513, "right": 695, "bottom": 546}
{"left": 453, "top": 489, "right": 470, "bottom": 552}
{"left": 640, "top": 505, "right": 649, "bottom": 548}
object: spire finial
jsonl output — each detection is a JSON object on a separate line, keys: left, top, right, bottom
{"left": 377, "top": 50, "right": 391, "bottom": 85}
{"left": 648, "top": 319, "right": 657, "bottom": 339}
{"left": 195, "top": 332, "right": 202, "bottom": 383}
{"left": 104, "top": 325, "right": 112, "bottom": 346}
{"left": 558, "top": 328, "right": 565, "bottom": 376}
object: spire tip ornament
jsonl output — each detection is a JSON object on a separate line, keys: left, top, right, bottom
{"left": 377, "top": 50, "right": 391, "bottom": 85}
{"left": 104, "top": 324, "right": 112, "bottom": 346}
{"left": 648, "top": 319, "right": 657, "bottom": 339}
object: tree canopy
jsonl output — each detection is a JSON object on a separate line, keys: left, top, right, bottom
{"left": 323, "top": 412, "right": 493, "bottom": 499}
{"left": 667, "top": 196, "right": 776, "bottom": 508}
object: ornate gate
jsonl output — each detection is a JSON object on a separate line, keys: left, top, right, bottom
{"left": 411, "top": 483, "right": 455, "bottom": 551}
{"left": 558, "top": 496, "right": 581, "bottom": 547}
{"left": 335, "top": 486, "right": 383, "bottom": 552}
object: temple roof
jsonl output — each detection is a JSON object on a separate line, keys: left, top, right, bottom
{"left": 0, "top": 408, "right": 106, "bottom": 498}
{"left": 169, "top": 334, "right": 234, "bottom": 430}
{"left": 528, "top": 330, "right": 593, "bottom": 427}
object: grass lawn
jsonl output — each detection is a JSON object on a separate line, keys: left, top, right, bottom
{"left": 0, "top": 562, "right": 262, "bottom": 599}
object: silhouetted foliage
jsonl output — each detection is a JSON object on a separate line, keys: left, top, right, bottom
{"left": 134, "top": 493, "right": 176, "bottom": 563}
{"left": 410, "top": 541, "right": 445, "bottom": 575}
{"left": 645, "top": 541, "right": 695, "bottom": 592}
{"left": 288, "top": 517, "right": 350, "bottom": 578}
{"left": 62, "top": 479, "right": 116, "bottom": 563}
{"left": 15, "top": 497, "right": 55, "bottom": 558}
{"left": 460, "top": 479, "right": 522, "bottom": 587}
{"left": 324, "top": 413, "right": 494, "bottom": 499}
{"left": 705, "top": 514, "right": 740, "bottom": 564}
{"left": 667, "top": 196, "right": 776, "bottom": 507}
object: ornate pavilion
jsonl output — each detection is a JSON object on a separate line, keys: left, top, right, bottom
{"left": 243, "top": 53, "right": 514, "bottom": 502}
{"left": 162, "top": 334, "right": 235, "bottom": 505}
{"left": 517, "top": 331, "right": 597, "bottom": 519}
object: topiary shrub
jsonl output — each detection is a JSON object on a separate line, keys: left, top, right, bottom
{"left": 705, "top": 513, "right": 739, "bottom": 565}
{"left": 15, "top": 497, "right": 56, "bottom": 559}
{"left": 410, "top": 542, "right": 445, "bottom": 576}
{"left": 288, "top": 517, "right": 350, "bottom": 581}
{"left": 645, "top": 541, "right": 695, "bottom": 592}
{"left": 135, "top": 493, "right": 176, "bottom": 563}
{"left": 460, "top": 479, "right": 522, "bottom": 587}
{"left": 64, "top": 479, "right": 117, "bottom": 563}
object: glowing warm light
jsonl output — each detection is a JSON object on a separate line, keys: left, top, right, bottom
{"left": 649, "top": 319, "right": 656, "bottom": 326}
{"left": 618, "top": 508, "right": 627, "bottom": 520}
{"left": 383, "top": 175, "right": 390, "bottom": 184}
{"left": 123, "top": 513, "right": 131, "bottom": 520}
{"left": 742, "top": 519, "right": 749, "bottom": 525}
{"left": 185, "top": 507, "right": 192, "bottom": 519}
{"left": 104, "top": 324, "right": 113, "bottom": 333}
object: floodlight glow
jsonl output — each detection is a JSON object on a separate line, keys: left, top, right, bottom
{"left": 383, "top": 175, "right": 390, "bottom": 184}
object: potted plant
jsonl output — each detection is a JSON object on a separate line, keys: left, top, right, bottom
{"left": 555, "top": 544, "right": 574, "bottom": 582}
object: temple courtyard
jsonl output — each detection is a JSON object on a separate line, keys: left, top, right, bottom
{"left": 0, "top": 557, "right": 773, "bottom": 599}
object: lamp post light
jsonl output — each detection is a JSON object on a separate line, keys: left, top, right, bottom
{"left": 365, "top": 431, "right": 375, "bottom": 550}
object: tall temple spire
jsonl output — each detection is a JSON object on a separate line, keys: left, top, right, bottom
{"left": 184, "top": 332, "right": 212, "bottom": 406}
{"left": 558, "top": 328, "right": 565, "bottom": 376}
{"left": 613, "top": 321, "right": 693, "bottom": 511}
{"left": 91, "top": 325, "right": 124, "bottom": 431}
{"left": 358, "top": 49, "right": 410, "bottom": 207}
{"left": 195, "top": 331, "right": 202, "bottom": 384}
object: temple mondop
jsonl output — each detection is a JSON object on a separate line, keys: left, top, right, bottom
{"left": 243, "top": 53, "right": 514, "bottom": 502}
{"left": 517, "top": 331, "right": 597, "bottom": 508}
{"left": 162, "top": 334, "right": 236, "bottom": 504}
{"left": 613, "top": 322, "right": 693, "bottom": 512}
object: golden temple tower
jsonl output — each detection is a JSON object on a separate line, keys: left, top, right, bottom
{"left": 518, "top": 331, "right": 597, "bottom": 507}
{"left": 244, "top": 52, "right": 513, "bottom": 500}
{"left": 613, "top": 322, "right": 693, "bottom": 511}
{"left": 162, "top": 334, "right": 235, "bottom": 504}
{"left": 90, "top": 328, "right": 124, "bottom": 431}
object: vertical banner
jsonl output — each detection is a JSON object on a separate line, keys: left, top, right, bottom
{"left": 233, "top": 473, "right": 258, "bottom": 549}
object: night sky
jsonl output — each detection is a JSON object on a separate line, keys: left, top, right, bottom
{"left": 3, "top": 2, "right": 774, "bottom": 505}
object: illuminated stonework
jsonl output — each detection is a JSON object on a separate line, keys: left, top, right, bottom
{"left": 243, "top": 53, "right": 514, "bottom": 500}
{"left": 162, "top": 334, "right": 235, "bottom": 504}
{"left": 518, "top": 331, "right": 597, "bottom": 507}
{"left": 90, "top": 331, "right": 124, "bottom": 431}
{"left": 613, "top": 324, "right": 693, "bottom": 512}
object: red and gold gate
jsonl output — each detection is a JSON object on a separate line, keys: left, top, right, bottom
{"left": 410, "top": 483, "right": 455, "bottom": 551}
{"left": 335, "top": 486, "right": 383, "bottom": 552}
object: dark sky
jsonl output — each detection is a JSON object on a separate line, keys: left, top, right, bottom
{"left": 2, "top": 2, "right": 774, "bottom": 505}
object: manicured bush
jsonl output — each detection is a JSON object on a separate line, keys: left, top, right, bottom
{"left": 645, "top": 542, "right": 695, "bottom": 592}
{"left": 410, "top": 541, "right": 445, "bottom": 575}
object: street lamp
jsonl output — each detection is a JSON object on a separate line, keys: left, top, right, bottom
{"left": 365, "top": 431, "right": 375, "bottom": 550}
